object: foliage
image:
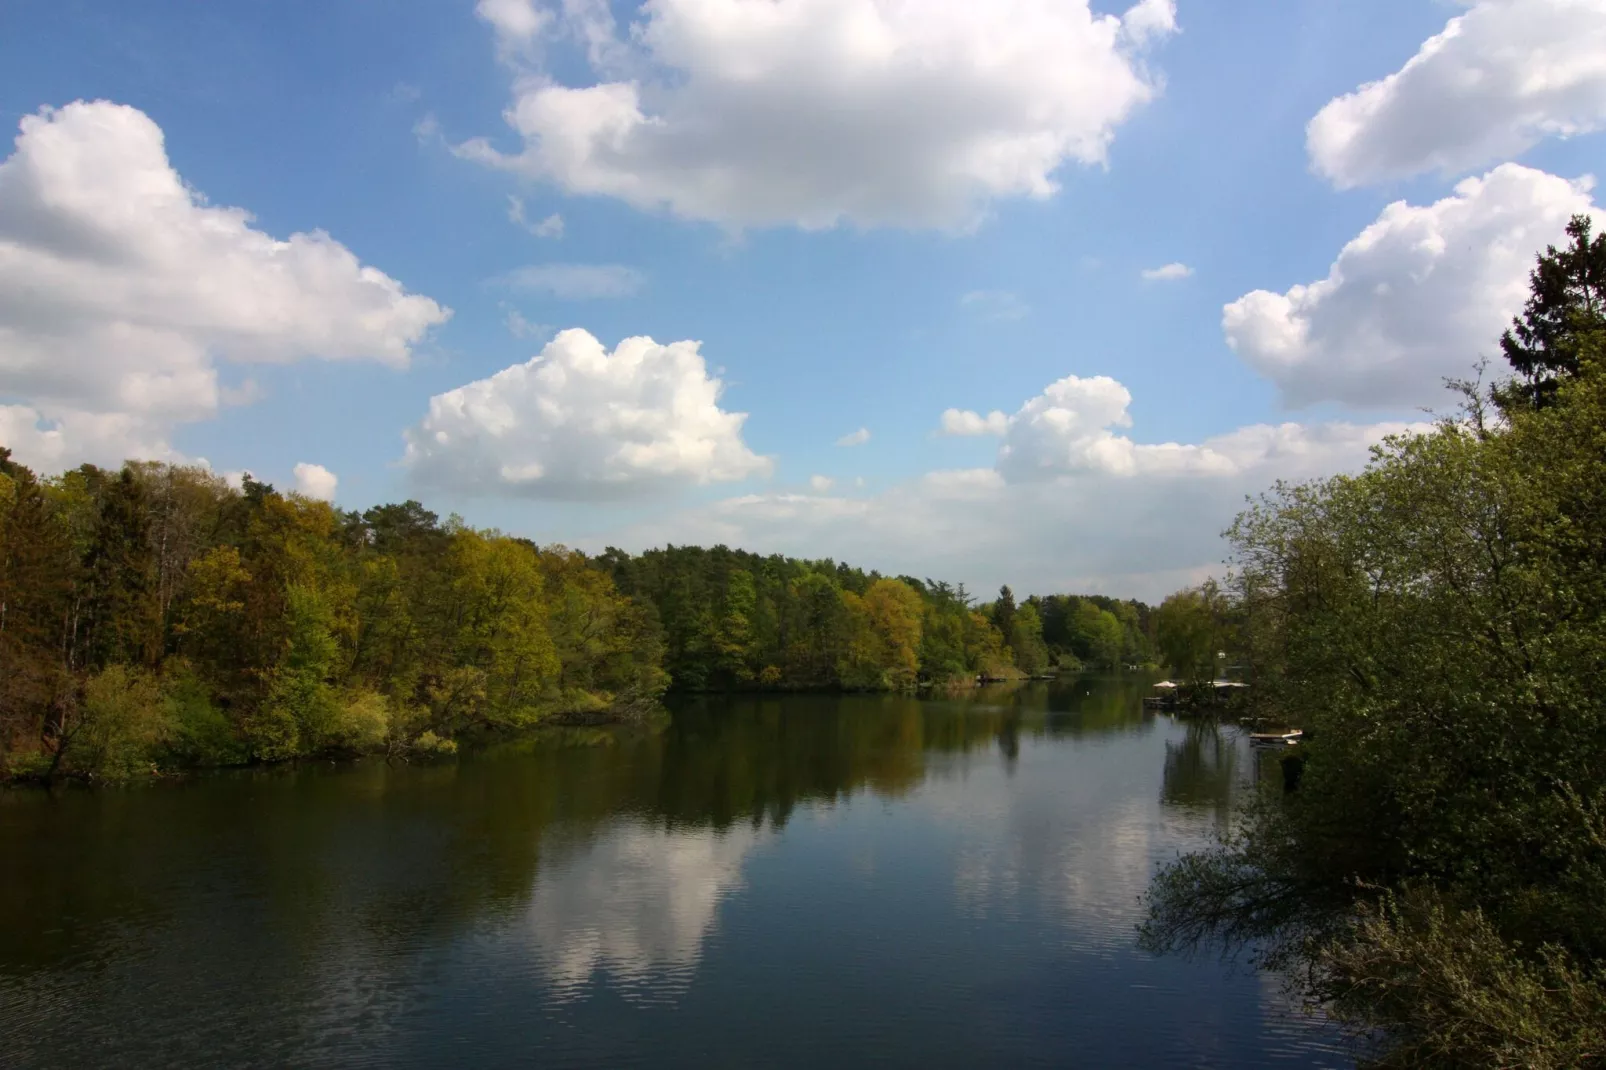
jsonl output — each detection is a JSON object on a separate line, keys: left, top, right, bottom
{"left": 1497, "top": 214, "right": 1606, "bottom": 411}
{"left": 1322, "top": 889, "right": 1606, "bottom": 1070}
{"left": 1142, "top": 344, "right": 1606, "bottom": 1066}
{"left": 1035, "top": 592, "right": 1154, "bottom": 670}
{"left": 69, "top": 665, "right": 169, "bottom": 780}
{"left": 1008, "top": 602, "right": 1051, "bottom": 675}
{"left": 598, "top": 546, "right": 1045, "bottom": 691}
{"left": 0, "top": 464, "right": 668, "bottom": 780}
{"left": 1153, "top": 581, "right": 1233, "bottom": 683}
{"left": 0, "top": 452, "right": 1155, "bottom": 781}
{"left": 163, "top": 665, "right": 245, "bottom": 767}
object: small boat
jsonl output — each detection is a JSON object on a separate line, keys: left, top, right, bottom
{"left": 1248, "top": 729, "right": 1304, "bottom": 748}
{"left": 1142, "top": 680, "right": 1177, "bottom": 709}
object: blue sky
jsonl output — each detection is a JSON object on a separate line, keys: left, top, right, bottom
{"left": 2, "top": 0, "right": 1604, "bottom": 598}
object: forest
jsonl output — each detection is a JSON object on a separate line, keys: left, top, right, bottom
{"left": 1142, "top": 216, "right": 1606, "bottom": 1068}
{"left": 0, "top": 453, "right": 1155, "bottom": 783}
{"left": 597, "top": 544, "right": 1154, "bottom": 690}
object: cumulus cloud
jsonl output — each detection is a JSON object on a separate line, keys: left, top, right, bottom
{"left": 508, "top": 195, "right": 564, "bottom": 238}
{"left": 403, "top": 327, "right": 771, "bottom": 500}
{"left": 293, "top": 462, "right": 338, "bottom": 502}
{"left": 605, "top": 417, "right": 1422, "bottom": 602}
{"left": 588, "top": 368, "right": 1423, "bottom": 600}
{"left": 808, "top": 474, "right": 834, "bottom": 493}
{"left": 939, "top": 409, "right": 1009, "bottom": 437}
{"left": 1308, "top": 0, "right": 1606, "bottom": 188}
{"left": 971, "top": 374, "right": 1370, "bottom": 482}
{"left": 477, "top": 0, "right": 551, "bottom": 49}
{"left": 0, "top": 101, "right": 449, "bottom": 469}
{"left": 498, "top": 263, "right": 644, "bottom": 300}
{"left": 461, "top": 0, "right": 1178, "bottom": 230}
{"left": 836, "top": 428, "right": 871, "bottom": 447}
{"left": 1224, "top": 164, "right": 1601, "bottom": 410}
{"left": 1141, "top": 262, "right": 1192, "bottom": 281}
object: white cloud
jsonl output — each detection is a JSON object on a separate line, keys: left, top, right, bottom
{"left": 403, "top": 327, "right": 771, "bottom": 500}
{"left": 461, "top": 0, "right": 1177, "bottom": 230}
{"left": 412, "top": 113, "right": 443, "bottom": 146}
{"left": 836, "top": 428, "right": 871, "bottom": 447}
{"left": 293, "top": 462, "right": 338, "bottom": 502}
{"left": 604, "top": 415, "right": 1422, "bottom": 602}
{"left": 476, "top": 0, "right": 551, "bottom": 49}
{"left": 808, "top": 474, "right": 834, "bottom": 493}
{"left": 502, "top": 307, "right": 550, "bottom": 340}
{"left": 0, "top": 101, "right": 449, "bottom": 470}
{"left": 525, "top": 822, "right": 765, "bottom": 994}
{"left": 1120, "top": 0, "right": 1179, "bottom": 46}
{"left": 940, "top": 409, "right": 1009, "bottom": 437}
{"left": 508, "top": 195, "right": 564, "bottom": 238}
{"left": 1140, "top": 262, "right": 1192, "bottom": 281}
{"left": 984, "top": 373, "right": 1329, "bottom": 482}
{"left": 591, "top": 368, "right": 1425, "bottom": 601}
{"left": 1224, "top": 164, "right": 1601, "bottom": 410}
{"left": 499, "top": 263, "right": 644, "bottom": 299}
{"left": 1308, "top": 0, "right": 1606, "bottom": 188}
{"left": 960, "top": 290, "right": 1029, "bottom": 321}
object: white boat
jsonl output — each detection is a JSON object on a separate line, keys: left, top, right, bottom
{"left": 1248, "top": 729, "right": 1303, "bottom": 748}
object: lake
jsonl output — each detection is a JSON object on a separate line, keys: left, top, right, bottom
{"left": 0, "top": 677, "right": 1347, "bottom": 1068}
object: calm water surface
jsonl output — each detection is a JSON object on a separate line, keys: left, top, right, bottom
{"left": 0, "top": 678, "right": 1347, "bottom": 1068}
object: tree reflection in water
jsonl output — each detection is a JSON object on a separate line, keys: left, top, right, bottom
{"left": 1160, "top": 721, "right": 1246, "bottom": 827}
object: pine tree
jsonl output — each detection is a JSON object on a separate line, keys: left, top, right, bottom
{"left": 1499, "top": 214, "right": 1606, "bottom": 409}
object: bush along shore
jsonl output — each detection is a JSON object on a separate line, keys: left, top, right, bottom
{"left": 1141, "top": 215, "right": 1606, "bottom": 1068}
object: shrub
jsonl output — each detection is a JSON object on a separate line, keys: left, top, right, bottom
{"left": 322, "top": 690, "right": 391, "bottom": 752}
{"left": 409, "top": 730, "right": 457, "bottom": 757}
{"left": 74, "top": 665, "right": 170, "bottom": 780}
{"left": 163, "top": 668, "right": 246, "bottom": 767}
{"left": 1322, "top": 890, "right": 1606, "bottom": 1070}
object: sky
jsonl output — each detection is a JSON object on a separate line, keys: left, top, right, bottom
{"left": 2, "top": 0, "right": 1604, "bottom": 600}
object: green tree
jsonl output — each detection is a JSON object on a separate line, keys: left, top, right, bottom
{"left": 446, "top": 528, "right": 560, "bottom": 727}
{"left": 0, "top": 462, "right": 73, "bottom": 770}
{"left": 1152, "top": 582, "right": 1228, "bottom": 683}
{"left": 712, "top": 568, "right": 757, "bottom": 685}
{"left": 1143, "top": 343, "right": 1606, "bottom": 1067}
{"left": 81, "top": 468, "right": 160, "bottom": 669}
{"left": 1008, "top": 603, "right": 1050, "bottom": 674}
{"left": 1072, "top": 603, "right": 1123, "bottom": 671}
{"left": 1499, "top": 214, "right": 1606, "bottom": 409}
{"left": 990, "top": 584, "right": 1017, "bottom": 640}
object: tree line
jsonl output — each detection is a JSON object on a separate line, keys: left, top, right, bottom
{"left": 0, "top": 466, "right": 670, "bottom": 781}
{"left": 0, "top": 458, "right": 1157, "bottom": 782}
{"left": 1142, "top": 215, "right": 1606, "bottom": 1067}
{"left": 596, "top": 545, "right": 1156, "bottom": 692}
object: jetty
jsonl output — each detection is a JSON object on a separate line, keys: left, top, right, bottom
{"left": 1143, "top": 679, "right": 1249, "bottom": 710}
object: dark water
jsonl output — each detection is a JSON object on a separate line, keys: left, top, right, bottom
{"left": 0, "top": 678, "right": 1347, "bottom": 1069}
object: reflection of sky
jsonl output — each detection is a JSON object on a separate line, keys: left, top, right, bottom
{"left": 0, "top": 703, "right": 1346, "bottom": 1068}
{"left": 375, "top": 716, "right": 1342, "bottom": 1065}
{"left": 932, "top": 723, "right": 1227, "bottom": 944}
{"left": 490, "top": 713, "right": 1342, "bottom": 1065}
{"left": 523, "top": 822, "right": 767, "bottom": 1002}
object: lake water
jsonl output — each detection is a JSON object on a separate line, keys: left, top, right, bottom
{"left": 0, "top": 678, "right": 1348, "bottom": 1068}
